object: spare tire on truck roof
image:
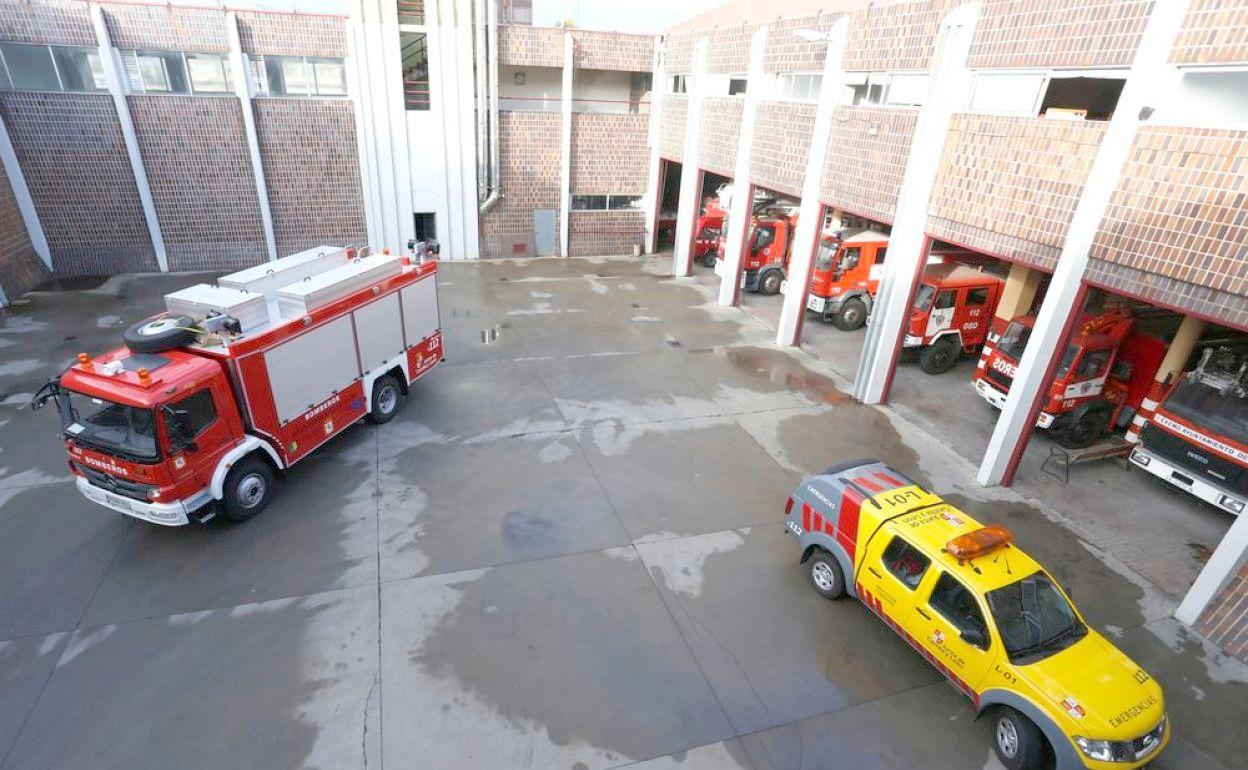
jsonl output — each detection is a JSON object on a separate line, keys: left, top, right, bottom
{"left": 123, "top": 314, "right": 198, "bottom": 354}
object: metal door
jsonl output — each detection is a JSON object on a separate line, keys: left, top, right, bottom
{"left": 534, "top": 210, "right": 557, "bottom": 256}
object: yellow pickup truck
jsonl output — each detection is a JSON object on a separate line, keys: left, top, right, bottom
{"left": 784, "top": 459, "right": 1169, "bottom": 770}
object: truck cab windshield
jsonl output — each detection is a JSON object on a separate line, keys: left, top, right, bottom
{"left": 61, "top": 390, "right": 159, "bottom": 462}
{"left": 1164, "top": 376, "right": 1248, "bottom": 445}
{"left": 913, "top": 284, "right": 936, "bottom": 312}
{"left": 987, "top": 572, "right": 1085, "bottom": 663}
{"left": 814, "top": 242, "right": 837, "bottom": 271}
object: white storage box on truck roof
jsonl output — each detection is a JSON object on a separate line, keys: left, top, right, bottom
{"left": 164, "top": 284, "right": 270, "bottom": 332}
{"left": 218, "top": 245, "right": 348, "bottom": 296}
{"left": 275, "top": 253, "right": 403, "bottom": 319}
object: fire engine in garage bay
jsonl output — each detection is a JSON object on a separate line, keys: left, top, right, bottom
{"left": 693, "top": 205, "right": 726, "bottom": 268}
{"left": 715, "top": 207, "right": 799, "bottom": 295}
{"left": 31, "top": 245, "right": 442, "bottom": 526}
{"left": 974, "top": 310, "right": 1168, "bottom": 449}
{"left": 904, "top": 264, "right": 1005, "bottom": 375}
{"left": 1131, "top": 347, "right": 1248, "bottom": 516}
{"left": 804, "top": 229, "right": 889, "bottom": 331}
{"left": 786, "top": 459, "right": 1169, "bottom": 770}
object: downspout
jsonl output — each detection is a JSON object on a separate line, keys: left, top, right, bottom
{"left": 479, "top": 0, "right": 501, "bottom": 215}
{"left": 473, "top": 0, "right": 488, "bottom": 202}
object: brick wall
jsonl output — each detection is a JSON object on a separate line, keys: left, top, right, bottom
{"left": 763, "top": 13, "right": 841, "bottom": 73}
{"left": 698, "top": 96, "right": 741, "bottom": 178}
{"left": 659, "top": 94, "right": 686, "bottom": 160}
{"left": 705, "top": 25, "right": 751, "bottom": 74}
{"left": 568, "top": 210, "right": 645, "bottom": 257}
{"left": 130, "top": 96, "right": 267, "bottom": 271}
{"left": 969, "top": 0, "right": 1152, "bottom": 69}
{"left": 570, "top": 113, "right": 648, "bottom": 193}
{"left": 1172, "top": 0, "right": 1248, "bottom": 65}
{"left": 500, "top": 24, "right": 564, "bottom": 67}
{"left": 0, "top": 0, "right": 92, "bottom": 46}
{"left": 843, "top": 0, "right": 950, "bottom": 72}
{"left": 0, "top": 93, "right": 156, "bottom": 275}
{"left": 749, "top": 101, "right": 814, "bottom": 197}
{"left": 820, "top": 105, "right": 915, "bottom": 224}
{"left": 1195, "top": 561, "right": 1248, "bottom": 662}
{"left": 237, "top": 11, "right": 346, "bottom": 58}
{"left": 927, "top": 114, "right": 1106, "bottom": 271}
{"left": 0, "top": 163, "right": 48, "bottom": 300}
{"left": 1085, "top": 260, "right": 1248, "bottom": 329}
{"left": 1092, "top": 126, "right": 1248, "bottom": 299}
{"left": 664, "top": 31, "right": 695, "bottom": 75}
{"left": 252, "top": 99, "right": 366, "bottom": 257}
{"left": 480, "top": 111, "right": 562, "bottom": 257}
{"left": 102, "top": 4, "right": 228, "bottom": 52}
{"left": 572, "top": 29, "right": 653, "bottom": 71}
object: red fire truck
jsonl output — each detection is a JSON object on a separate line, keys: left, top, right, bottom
{"left": 903, "top": 264, "right": 1004, "bottom": 374}
{"left": 1131, "top": 347, "right": 1248, "bottom": 516}
{"left": 974, "top": 310, "right": 1168, "bottom": 448}
{"left": 694, "top": 201, "right": 727, "bottom": 268}
{"left": 805, "top": 229, "right": 889, "bottom": 330}
{"left": 31, "top": 246, "right": 442, "bottom": 526}
{"left": 715, "top": 210, "right": 798, "bottom": 295}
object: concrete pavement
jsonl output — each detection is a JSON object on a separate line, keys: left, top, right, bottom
{"left": 0, "top": 257, "right": 1244, "bottom": 769}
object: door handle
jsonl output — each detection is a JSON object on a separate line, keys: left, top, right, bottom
{"left": 867, "top": 567, "right": 882, "bottom": 579}
{"left": 916, "top": 608, "right": 931, "bottom": 621}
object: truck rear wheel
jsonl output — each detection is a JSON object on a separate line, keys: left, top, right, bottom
{"left": 807, "top": 551, "right": 846, "bottom": 600}
{"left": 919, "top": 336, "right": 959, "bottom": 374}
{"left": 221, "top": 457, "right": 275, "bottom": 523}
{"left": 758, "top": 269, "right": 783, "bottom": 296}
{"left": 367, "top": 374, "right": 404, "bottom": 424}
{"left": 834, "top": 298, "right": 868, "bottom": 331}
{"left": 992, "top": 707, "right": 1046, "bottom": 770}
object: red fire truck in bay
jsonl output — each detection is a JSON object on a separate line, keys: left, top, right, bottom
{"left": 804, "top": 229, "right": 889, "bottom": 330}
{"left": 973, "top": 310, "right": 1168, "bottom": 448}
{"left": 31, "top": 246, "right": 442, "bottom": 526}
{"left": 715, "top": 209, "right": 799, "bottom": 295}
{"left": 903, "top": 264, "right": 1005, "bottom": 375}
{"left": 693, "top": 201, "right": 727, "bottom": 268}
{"left": 1130, "top": 347, "right": 1248, "bottom": 516}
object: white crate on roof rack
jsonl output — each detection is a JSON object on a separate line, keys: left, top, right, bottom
{"left": 276, "top": 254, "right": 403, "bottom": 319}
{"left": 164, "top": 284, "right": 271, "bottom": 331}
{"left": 218, "top": 246, "right": 349, "bottom": 297}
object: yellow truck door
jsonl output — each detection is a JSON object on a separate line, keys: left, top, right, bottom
{"left": 855, "top": 526, "right": 933, "bottom": 631}
{"left": 908, "top": 568, "right": 997, "bottom": 702}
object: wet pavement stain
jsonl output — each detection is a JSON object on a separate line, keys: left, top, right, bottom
{"left": 722, "top": 347, "right": 850, "bottom": 406}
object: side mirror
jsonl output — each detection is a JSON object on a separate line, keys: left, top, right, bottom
{"left": 960, "top": 628, "right": 987, "bottom": 648}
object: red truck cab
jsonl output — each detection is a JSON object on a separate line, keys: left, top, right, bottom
{"left": 694, "top": 202, "right": 727, "bottom": 267}
{"left": 904, "top": 264, "right": 1004, "bottom": 374}
{"left": 974, "top": 311, "right": 1168, "bottom": 448}
{"left": 716, "top": 211, "right": 798, "bottom": 295}
{"left": 806, "top": 229, "right": 889, "bottom": 330}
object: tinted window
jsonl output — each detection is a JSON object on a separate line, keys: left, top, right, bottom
{"left": 882, "top": 536, "right": 931, "bottom": 590}
{"left": 913, "top": 284, "right": 936, "bottom": 312}
{"left": 175, "top": 389, "right": 217, "bottom": 436}
{"left": 935, "top": 290, "right": 956, "bottom": 310}
{"left": 840, "top": 247, "right": 861, "bottom": 270}
{"left": 987, "top": 572, "right": 1084, "bottom": 662}
{"left": 1, "top": 43, "right": 59, "bottom": 91}
{"left": 997, "top": 320, "right": 1031, "bottom": 359}
{"left": 875, "top": 247, "right": 887, "bottom": 264}
{"left": 1077, "top": 349, "right": 1110, "bottom": 378}
{"left": 930, "top": 572, "right": 988, "bottom": 644}
{"left": 752, "top": 226, "right": 775, "bottom": 250}
{"left": 966, "top": 287, "right": 990, "bottom": 306}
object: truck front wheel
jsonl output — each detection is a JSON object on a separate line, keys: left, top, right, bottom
{"left": 697, "top": 251, "right": 717, "bottom": 268}
{"left": 221, "top": 457, "right": 275, "bottom": 523}
{"left": 834, "top": 298, "right": 868, "bottom": 331}
{"left": 367, "top": 374, "right": 405, "bottom": 424}
{"left": 992, "top": 707, "right": 1046, "bottom": 770}
{"left": 1055, "top": 407, "right": 1108, "bottom": 449}
{"left": 919, "top": 336, "right": 960, "bottom": 374}
{"left": 758, "top": 270, "right": 783, "bottom": 296}
{"left": 807, "top": 550, "right": 846, "bottom": 600}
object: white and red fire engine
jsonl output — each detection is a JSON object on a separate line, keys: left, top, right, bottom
{"left": 1130, "top": 347, "right": 1248, "bottom": 516}
{"left": 32, "top": 245, "right": 442, "bottom": 526}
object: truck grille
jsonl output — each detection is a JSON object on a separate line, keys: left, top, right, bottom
{"left": 76, "top": 463, "right": 155, "bottom": 502}
{"left": 1139, "top": 423, "right": 1248, "bottom": 495}
{"left": 985, "top": 368, "right": 1012, "bottom": 391}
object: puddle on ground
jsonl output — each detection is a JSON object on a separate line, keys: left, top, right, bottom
{"left": 723, "top": 347, "right": 850, "bottom": 406}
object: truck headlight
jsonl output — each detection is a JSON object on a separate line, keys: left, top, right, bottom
{"left": 1219, "top": 495, "right": 1245, "bottom": 513}
{"left": 1130, "top": 450, "right": 1150, "bottom": 467}
{"left": 1073, "top": 736, "right": 1115, "bottom": 762}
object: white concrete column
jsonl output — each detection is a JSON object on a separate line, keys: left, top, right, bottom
{"left": 976, "top": 0, "right": 1195, "bottom": 487}
{"left": 447, "top": 0, "right": 481, "bottom": 258}
{"left": 1177, "top": 513, "right": 1248, "bottom": 626}
{"left": 346, "top": 7, "right": 385, "bottom": 248}
{"left": 852, "top": 1, "right": 979, "bottom": 403}
{"left": 226, "top": 12, "right": 278, "bottom": 262}
{"left": 642, "top": 35, "right": 664, "bottom": 254}
{"left": 716, "top": 26, "right": 767, "bottom": 307}
{"left": 90, "top": 5, "right": 167, "bottom": 272}
{"left": 559, "top": 31, "right": 573, "bottom": 257}
{"left": 775, "top": 17, "right": 850, "bottom": 343}
{"left": 0, "top": 114, "right": 51, "bottom": 270}
{"left": 672, "top": 39, "right": 707, "bottom": 277}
